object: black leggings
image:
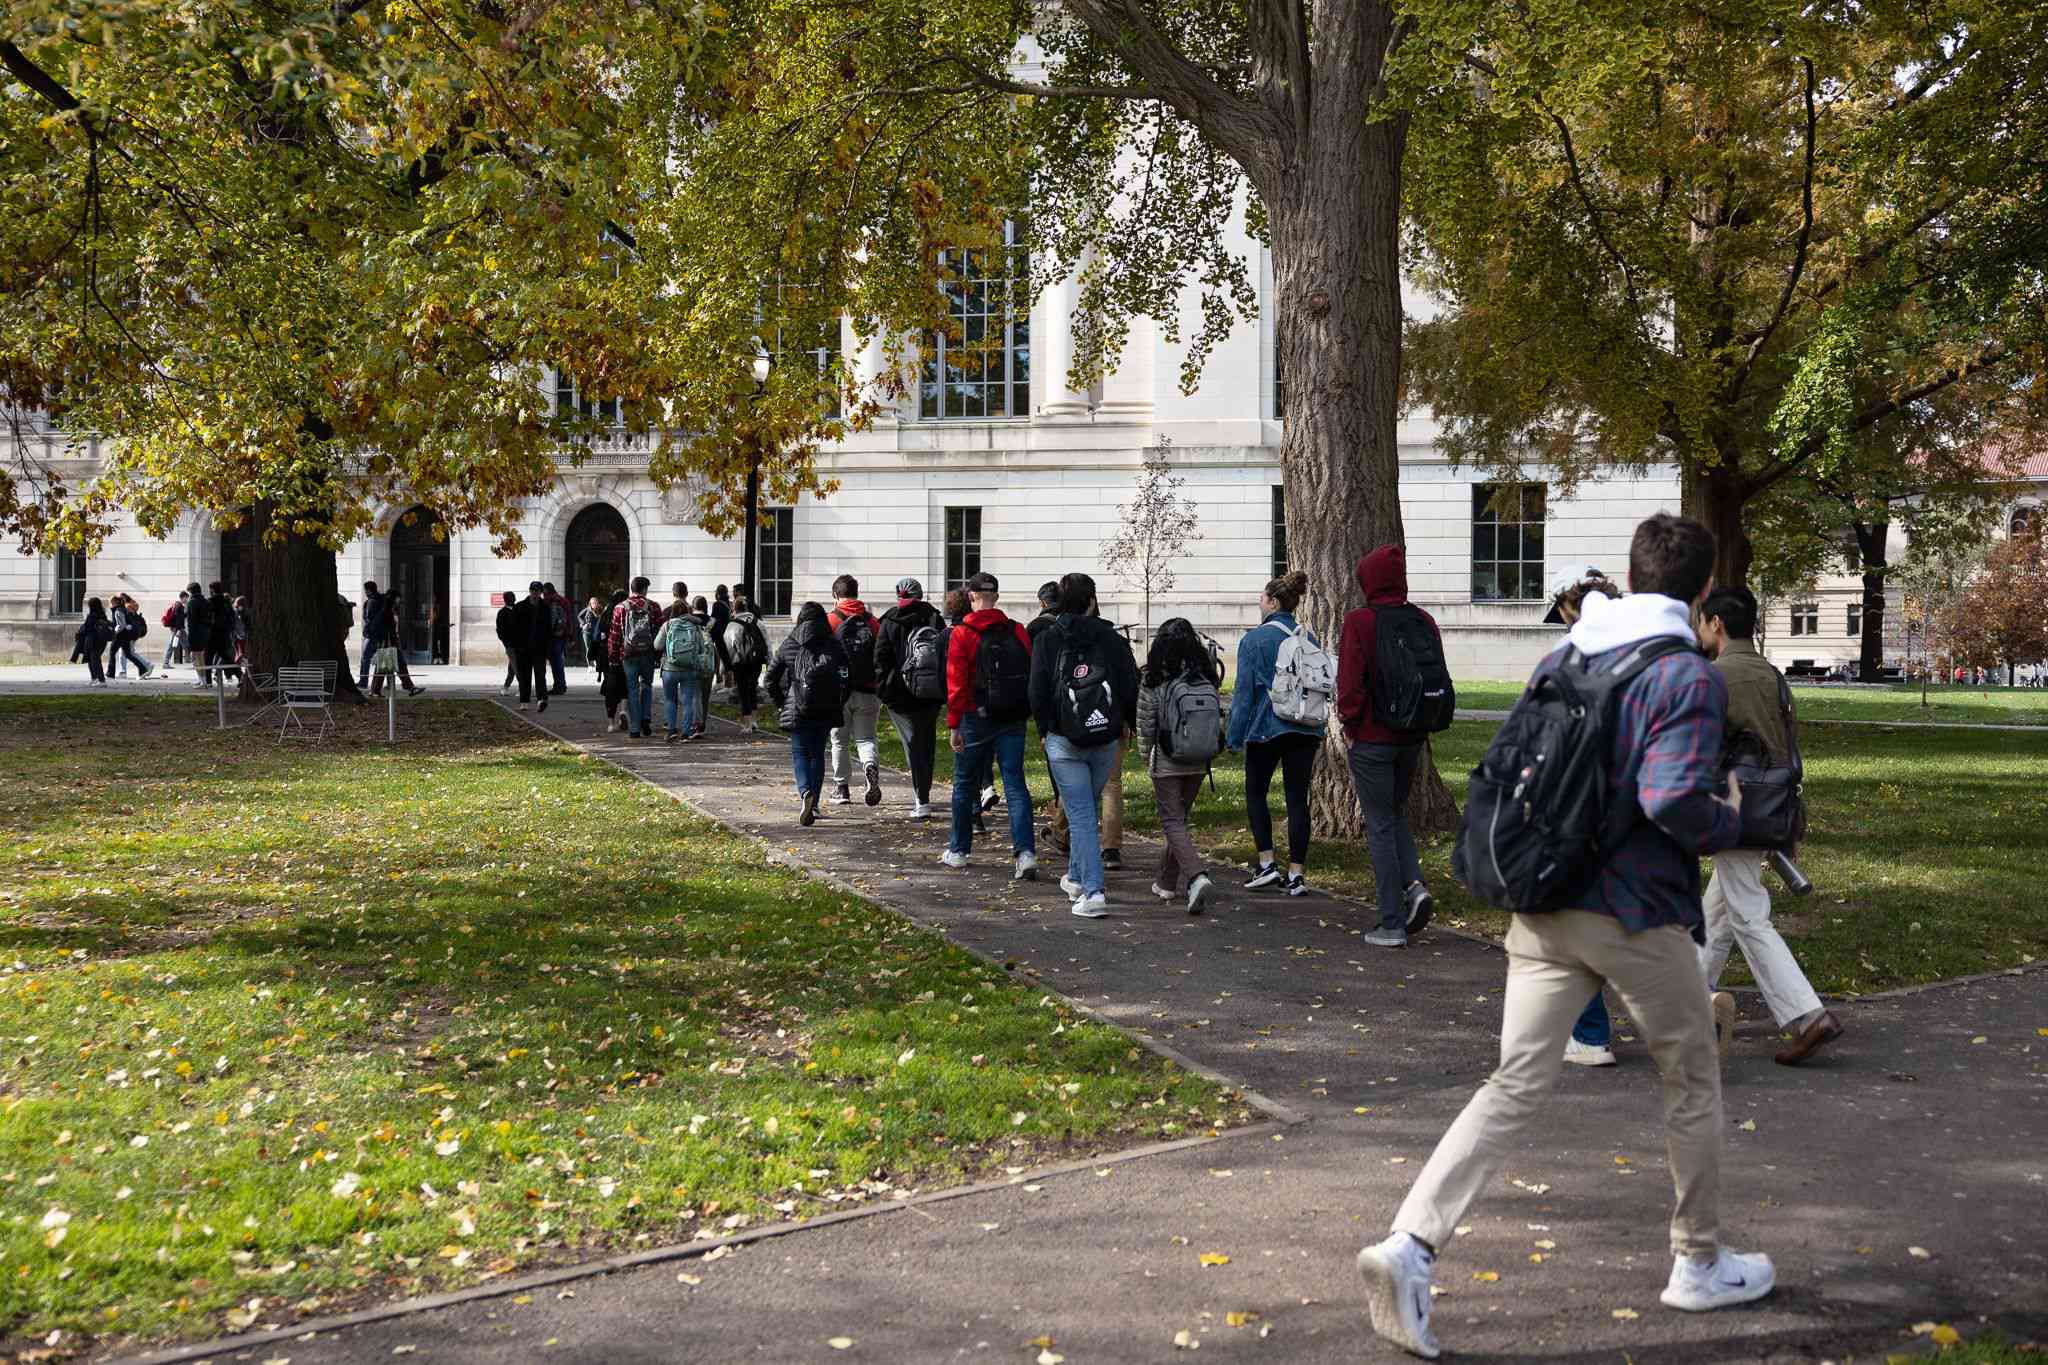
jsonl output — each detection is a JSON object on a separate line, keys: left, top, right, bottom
{"left": 888, "top": 705, "right": 940, "bottom": 802}
{"left": 734, "top": 664, "right": 762, "bottom": 718}
{"left": 1245, "top": 732, "right": 1319, "bottom": 868}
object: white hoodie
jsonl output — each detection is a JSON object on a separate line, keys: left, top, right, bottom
{"left": 1563, "top": 591, "right": 1698, "bottom": 657}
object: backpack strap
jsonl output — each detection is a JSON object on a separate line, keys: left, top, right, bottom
{"left": 1585, "top": 634, "right": 1701, "bottom": 858}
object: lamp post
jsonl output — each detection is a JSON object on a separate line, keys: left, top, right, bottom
{"left": 741, "top": 345, "right": 770, "bottom": 602}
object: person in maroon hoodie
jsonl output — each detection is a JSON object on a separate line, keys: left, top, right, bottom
{"left": 1337, "top": 545, "right": 1449, "bottom": 947}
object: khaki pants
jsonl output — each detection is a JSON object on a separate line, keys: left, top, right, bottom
{"left": 1393, "top": 911, "right": 1723, "bottom": 1260}
{"left": 1701, "top": 850, "right": 1822, "bottom": 1028}
{"left": 1048, "top": 742, "right": 1123, "bottom": 848}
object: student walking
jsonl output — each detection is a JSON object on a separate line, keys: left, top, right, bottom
{"left": 203, "top": 582, "right": 236, "bottom": 677}
{"left": 229, "top": 595, "right": 251, "bottom": 664}
{"left": 161, "top": 592, "right": 189, "bottom": 669}
{"left": 367, "top": 590, "right": 425, "bottom": 698}
{"left": 690, "top": 595, "right": 714, "bottom": 736}
{"left": 657, "top": 585, "right": 716, "bottom": 743}
{"left": 710, "top": 585, "right": 734, "bottom": 689}
{"left": 874, "top": 578, "right": 947, "bottom": 818}
{"left": 1357, "top": 514, "right": 1768, "bottom": 1360}
{"left": 1696, "top": 586, "right": 1842, "bottom": 1066}
{"left": 609, "top": 577, "right": 663, "bottom": 737}
{"left": 766, "top": 602, "right": 851, "bottom": 826}
{"left": 942, "top": 572, "right": 1037, "bottom": 879}
{"left": 106, "top": 595, "right": 154, "bottom": 679}
{"left": 183, "top": 581, "right": 215, "bottom": 687}
{"left": 1029, "top": 573, "right": 1138, "bottom": 918}
{"left": 1226, "top": 570, "right": 1332, "bottom": 897}
{"left": 724, "top": 590, "right": 770, "bottom": 731}
{"left": 544, "top": 583, "right": 572, "bottom": 694}
{"left": 499, "top": 591, "right": 523, "bottom": 694}
{"left": 596, "top": 589, "right": 629, "bottom": 730}
{"left": 511, "top": 581, "right": 556, "bottom": 714}
{"left": 358, "top": 582, "right": 389, "bottom": 692}
{"left": 1336, "top": 547, "right": 1454, "bottom": 948}
{"left": 578, "top": 595, "right": 606, "bottom": 674}
{"left": 826, "top": 576, "right": 884, "bottom": 806}
{"left": 71, "top": 597, "right": 112, "bottom": 686}
{"left": 1136, "top": 617, "right": 1223, "bottom": 914}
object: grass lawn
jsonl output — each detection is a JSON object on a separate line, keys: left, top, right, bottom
{"left": 0, "top": 697, "right": 1245, "bottom": 1354}
{"left": 1456, "top": 679, "right": 2048, "bottom": 727}
{"left": 736, "top": 701, "right": 2048, "bottom": 997}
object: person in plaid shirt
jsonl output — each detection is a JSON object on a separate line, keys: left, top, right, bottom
{"left": 1358, "top": 514, "right": 1771, "bottom": 1360}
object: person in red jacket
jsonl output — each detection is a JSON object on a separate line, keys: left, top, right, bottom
{"left": 1336, "top": 545, "right": 1445, "bottom": 947}
{"left": 942, "top": 571, "right": 1037, "bottom": 879}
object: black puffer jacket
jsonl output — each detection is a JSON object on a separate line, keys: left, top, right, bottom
{"left": 873, "top": 599, "right": 945, "bottom": 712}
{"left": 765, "top": 613, "right": 850, "bottom": 730}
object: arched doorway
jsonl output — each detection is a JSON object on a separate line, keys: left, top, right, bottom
{"left": 390, "top": 507, "right": 450, "bottom": 664}
{"left": 565, "top": 504, "right": 630, "bottom": 620}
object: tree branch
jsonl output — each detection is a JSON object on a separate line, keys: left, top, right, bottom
{"left": 0, "top": 39, "right": 85, "bottom": 119}
{"left": 1731, "top": 55, "right": 1817, "bottom": 396}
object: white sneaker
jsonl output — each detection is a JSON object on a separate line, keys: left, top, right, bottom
{"left": 1187, "top": 875, "right": 1215, "bottom": 916}
{"left": 517, "top": 703, "right": 530, "bottom": 712}
{"left": 1357, "top": 1232, "right": 1440, "bottom": 1359}
{"left": 939, "top": 850, "right": 969, "bottom": 870}
{"left": 1014, "top": 851, "right": 1037, "bottom": 881}
{"left": 1660, "top": 1248, "right": 1775, "bottom": 1311}
{"left": 1149, "top": 882, "right": 1174, "bottom": 901}
{"left": 1070, "top": 893, "right": 1108, "bottom": 919}
{"left": 1059, "top": 875, "right": 1083, "bottom": 898}
{"left": 1564, "top": 1037, "right": 1618, "bottom": 1067}
{"left": 909, "top": 800, "right": 930, "bottom": 820}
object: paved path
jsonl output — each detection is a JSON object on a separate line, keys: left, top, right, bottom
{"left": 140, "top": 694, "right": 2044, "bottom": 1365}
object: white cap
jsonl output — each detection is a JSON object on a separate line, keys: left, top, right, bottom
{"left": 1544, "top": 564, "right": 1610, "bottom": 601}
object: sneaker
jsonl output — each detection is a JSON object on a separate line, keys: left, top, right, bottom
{"left": 940, "top": 850, "right": 969, "bottom": 870}
{"left": 800, "top": 790, "right": 820, "bottom": 828}
{"left": 1149, "top": 882, "right": 1175, "bottom": 901}
{"left": 538, "top": 699, "right": 548, "bottom": 714}
{"left": 1404, "top": 880, "right": 1435, "bottom": 935}
{"left": 979, "top": 785, "right": 1001, "bottom": 814}
{"left": 1244, "top": 862, "right": 1283, "bottom": 891}
{"left": 909, "top": 800, "right": 931, "bottom": 820}
{"left": 1070, "top": 893, "right": 1108, "bottom": 919}
{"left": 1356, "top": 1233, "right": 1440, "bottom": 1360}
{"left": 677, "top": 732, "right": 693, "bottom": 744}
{"left": 1014, "top": 851, "right": 1037, "bottom": 881}
{"left": 1564, "top": 1037, "right": 1618, "bottom": 1067}
{"left": 1660, "top": 1248, "right": 1775, "bottom": 1312}
{"left": 832, "top": 784, "right": 852, "bottom": 806}
{"left": 1712, "top": 992, "right": 1737, "bottom": 1056}
{"left": 1364, "top": 927, "right": 1408, "bottom": 948}
{"left": 1059, "top": 875, "right": 1084, "bottom": 899}
{"left": 1102, "top": 847, "right": 1122, "bottom": 871}
{"left": 518, "top": 703, "right": 531, "bottom": 712}
{"left": 1187, "top": 874, "right": 1215, "bottom": 916}
{"left": 1284, "top": 873, "right": 1310, "bottom": 897}
{"left": 863, "top": 762, "right": 882, "bottom": 807}
{"left": 404, "top": 684, "right": 426, "bottom": 697}
{"left": 609, "top": 714, "right": 624, "bottom": 733}
{"left": 500, "top": 683, "right": 514, "bottom": 695}
{"left": 666, "top": 730, "right": 679, "bottom": 744}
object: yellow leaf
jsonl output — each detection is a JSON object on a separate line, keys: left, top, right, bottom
{"left": 1611, "top": 1307, "right": 1639, "bottom": 1320}
{"left": 1933, "top": 1324, "right": 1961, "bottom": 1346}
{"left": 1472, "top": 1270, "right": 1500, "bottom": 1282}
{"left": 1225, "top": 1311, "right": 1259, "bottom": 1327}
{"left": 826, "top": 1338, "right": 854, "bottom": 1350}
{"left": 1198, "top": 1252, "right": 1230, "bottom": 1267}
{"left": 1529, "top": 1253, "right": 1545, "bottom": 1263}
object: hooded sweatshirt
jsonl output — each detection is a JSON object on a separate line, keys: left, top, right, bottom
{"left": 1029, "top": 611, "right": 1139, "bottom": 743}
{"left": 826, "top": 597, "right": 878, "bottom": 693}
{"left": 765, "top": 611, "right": 850, "bottom": 730}
{"left": 1544, "top": 590, "right": 1741, "bottom": 935}
{"left": 1336, "top": 545, "right": 1443, "bottom": 745}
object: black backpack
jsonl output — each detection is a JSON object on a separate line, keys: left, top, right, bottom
{"left": 1370, "top": 604, "right": 1456, "bottom": 734}
{"left": 1724, "top": 671, "right": 1806, "bottom": 851}
{"left": 971, "top": 621, "right": 1032, "bottom": 723}
{"left": 900, "top": 620, "right": 947, "bottom": 703}
{"left": 791, "top": 639, "right": 849, "bottom": 722}
{"left": 1452, "top": 636, "right": 1696, "bottom": 915}
{"left": 835, "top": 609, "right": 878, "bottom": 689}
{"left": 1052, "top": 625, "right": 1121, "bottom": 748}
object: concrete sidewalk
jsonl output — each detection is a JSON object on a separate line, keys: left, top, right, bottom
{"left": 125, "top": 697, "right": 2048, "bottom": 1363}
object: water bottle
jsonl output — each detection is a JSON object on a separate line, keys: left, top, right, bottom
{"left": 1766, "top": 849, "right": 1814, "bottom": 897}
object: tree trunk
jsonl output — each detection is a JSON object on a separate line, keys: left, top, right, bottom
{"left": 1853, "top": 520, "right": 1888, "bottom": 681}
{"left": 247, "top": 499, "right": 364, "bottom": 703}
{"left": 1269, "top": 103, "right": 1455, "bottom": 838}
{"left": 1680, "top": 461, "right": 1753, "bottom": 589}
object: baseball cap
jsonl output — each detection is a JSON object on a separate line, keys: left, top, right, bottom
{"left": 1544, "top": 564, "right": 1608, "bottom": 601}
{"left": 965, "top": 571, "right": 999, "bottom": 594}
{"left": 528, "top": 580, "right": 545, "bottom": 592}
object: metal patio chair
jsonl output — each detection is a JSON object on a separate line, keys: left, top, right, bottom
{"left": 276, "top": 665, "right": 336, "bottom": 742}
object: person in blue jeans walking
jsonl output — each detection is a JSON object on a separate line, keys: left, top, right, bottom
{"left": 1226, "top": 569, "right": 1328, "bottom": 897}
{"left": 1028, "top": 573, "right": 1138, "bottom": 919}
{"left": 608, "top": 577, "right": 664, "bottom": 738}
{"left": 940, "top": 572, "right": 1038, "bottom": 881}
{"left": 766, "top": 602, "right": 851, "bottom": 827}
{"left": 656, "top": 586, "right": 709, "bottom": 743}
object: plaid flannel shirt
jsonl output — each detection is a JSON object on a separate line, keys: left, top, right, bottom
{"left": 1574, "top": 647, "right": 1742, "bottom": 936}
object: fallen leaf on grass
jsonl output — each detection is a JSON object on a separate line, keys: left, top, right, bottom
{"left": 1172, "top": 1328, "right": 1199, "bottom": 1349}
{"left": 1534, "top": 1239, "right": 1556, "bottom": 1250}
{"left": 1910, "top": 1322, "right": 1961, "bottom": 1346}
{"left": 1198, "top": 1252, "right": 1231, "bottom": 1267}
{"left": 435, "top": 1139, "right": 461, "bottom": 1157}
{"left": 226, "top": 1299, "right": 263, "bottom": 1329}
{"left": 1737, "top": 1119, "right": 1757, "bottom": 1132}
{"left": 676, "top": 1273, "right": 701, "bottom": 1286}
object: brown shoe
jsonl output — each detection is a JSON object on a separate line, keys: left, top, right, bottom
{"left": 1773, "top": 1010, "right": 1843, "bottom": 1066}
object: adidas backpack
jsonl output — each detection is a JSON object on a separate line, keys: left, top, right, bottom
{"left": 1451, "top": 636, "right": 1695, "bottom": 914}
{"left": 1370, "top": 604, "right": 1457, "bottom": 734}
{"left": 1268, "top": 621, "right": 1336, "bottom": 728}
{"left": 1053, "top": 626, "right": 1120, "bottom": 747}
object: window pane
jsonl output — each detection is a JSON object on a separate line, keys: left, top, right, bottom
{"left": 1472, "top": 524, "right": 1495, "bottom": 560}
{"left": 1522, "top": 484, "right": 1545, "bottom": 520}
{"left": 55, "top": 548, "right": 86, "bottom": 616}
{"left": 1471, "top": 568, "right": 1498, "bottom": 600}
{"left": 1472, "top": 485, "right": 1497, "bottom": 521}
{"left": 1496, "top": 563, "right": 1521, "bottom": 600}
{"left": 1522, "top": 521, "right": 1544, "bottom": 559}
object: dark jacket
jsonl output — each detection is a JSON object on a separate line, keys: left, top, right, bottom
{"left": 1336, "top": 546, "right": 1444, "bottom": 745}
{"left": 1029, "top": 612, "right": 1139, "bottom": 743}
{"left": 208, "top": 591, "right": 234, "bottom": 649}
{"left": 71, "top": 607, "right": 110, "bottom": 661}
{"left": 1715, "top": 639, "right": 1792, "bottom": 767}
{"left": 362, "top": 591, "right": 392, "bottom": 647}
{"left": 946, "top": 607, "right": 1033, "bottom": 730}
{"left": 511, "top": 595, "right": 554, "bottom": 653}
{"left": 1025, "top": 609, "right": 1060, "bottom": 648}
{"left": 496, "top": 603, "right": 518, "bottom": 648}
{"left": 185, "top": 592, "right": 214, "bottom": 652}
{"left": 874, "top": 599, "right": 944, "bottom": 712}
{"left": 765, "top": 613, "right": 849, "bottom": 730}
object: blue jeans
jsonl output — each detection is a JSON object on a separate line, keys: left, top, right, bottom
{"left": 622, "top": 655, "right": 657, "bottom": 734}
{"left": 950, "top": 718, "right": 1034, "bottom": 856}
{"left": 1573, "top": 992, "right": 1610, "bottom": 1047}
{"left": 1044, "top": 734, "right": 1118, "bottom": 895}
{"left": 789, "top": 722, "right": 830, "bottom": 797}
{"left": 549, "top": 638, "right": 568, "bottom": 692}
{"left": 357, "top": 639, "right": 381, "bottom": 688}
{"left": 663, "top": 669, "right": 703, "bottom": 736}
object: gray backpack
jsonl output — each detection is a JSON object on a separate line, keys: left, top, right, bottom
{"left": 1157, "top": 673, "right": 1224, "bottom": 764}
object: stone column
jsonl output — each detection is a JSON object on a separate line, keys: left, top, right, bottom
{"left": 1036, "top": 269, "right": 1091, "bottom": 419}
{"left": 1098, "top": 312, "right": 1155, "bottom": 420}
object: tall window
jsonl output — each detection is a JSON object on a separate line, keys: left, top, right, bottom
{"left": 1274, "top": 352, "right": 1288, "bottom": 422}
{"left": 553, "top": 372, "right": 621, "bottom": 425}
{"left": 1270, "top": 486, "right": 1288, "bottom": 579}
{"left": 756, "top": 507, "right": 795, "bottom": 617}
{"left": 1846, "top": 603, "right": 1863, "bottom": 638}
{"left": 945, "top": 507, "right": 983, "bottom": 590}
{"left": 1471, "top": 483, "right": 1546, "bottom": 601}
{"left": 53, "top": 547, "right": 86, "bottom": 616}
{"left": 1789, "top": 602, "right": 1819, "bottom": 636}
{"left": 921, "top": 220, "right": 1031, "bottom": 420}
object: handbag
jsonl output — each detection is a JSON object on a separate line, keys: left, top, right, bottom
{"left": 372, "top": 646, "right": 400, "bottom": 676}
{"left": 1726, "top": 672, "right": 1806, "bottom": 851}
